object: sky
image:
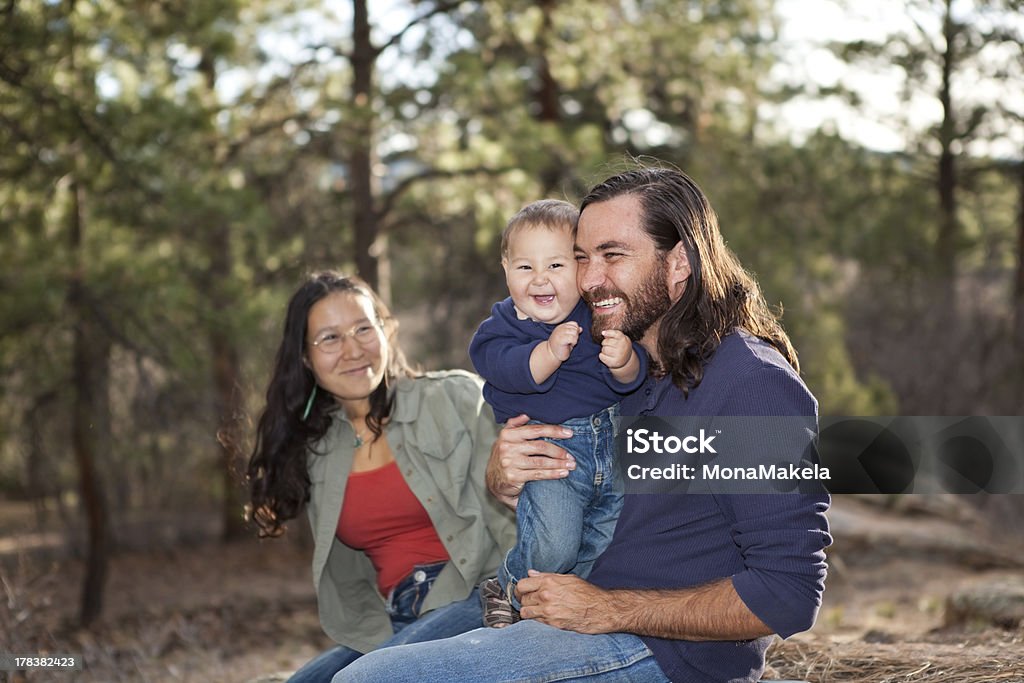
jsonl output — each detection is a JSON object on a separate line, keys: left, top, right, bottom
{"left": 771, "top": 0, "right": 918, "bottom": 151}
{"left": 213, "top": 0, "right": 1022, "bottom": 158}
{"left": 771, "top": 0, "right": 1022, "bottom": 157}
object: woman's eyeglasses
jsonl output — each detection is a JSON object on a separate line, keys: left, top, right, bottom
{"left": 309, "top": 322, "right": 380, "bottom": 354}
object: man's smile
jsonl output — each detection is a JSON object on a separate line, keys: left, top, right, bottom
{"left": 592, "top": 297, "right": 623, "bottom": 312}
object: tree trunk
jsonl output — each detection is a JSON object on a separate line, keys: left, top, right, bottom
{"left": 1015, "top": 158, "right": 1024, "bottom": 346}
{"left": 197, "top": 50, "right": 247, "bottom": 541}
{"left": 350, "top": 0, "right": 387, "bottom": 301}
{"left": 535, "top": 0, "right": 560, "bottom": 125}
{"left": 68, "top": 176, "right": 112, "bottom": 628}
{"left": 535, "top": 0, "right": 563, "bottom": 195}
{"left": 208, "top": 223, "right": 248, "bottom": 540}
{"left": 936, "top": 0, "right": 958, "bottom": 284}
{"left": 213, "top": 316, "right": 247, "bottom": 540}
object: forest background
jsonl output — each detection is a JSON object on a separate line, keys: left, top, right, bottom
{"left": 1, "top": 0, "right": 1023, "bottom": 681}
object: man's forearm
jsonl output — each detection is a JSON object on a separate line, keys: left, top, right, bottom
{"left": 517, "top": 572, "right": 775, "bottom": 640}
{"left": 605, "top": 578, "right": 773, "bottom": 641}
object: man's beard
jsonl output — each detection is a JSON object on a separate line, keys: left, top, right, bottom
{"left": 584, "top": 259, "right": 671, "bottom": 343}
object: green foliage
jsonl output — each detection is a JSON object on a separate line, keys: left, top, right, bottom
{"left": 0, "top": 0, "right": 1020, "bottom": 520}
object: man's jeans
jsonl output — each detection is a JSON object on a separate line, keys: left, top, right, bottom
{"left": 335, "top": 619, "right": 670, "bottom": 682}
{"left": 498, "top": 406, "right": 623, "bottom": 607}
{"left": 288, "top": 561, "right": 482, "bottom": 683}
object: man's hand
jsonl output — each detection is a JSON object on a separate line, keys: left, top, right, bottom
{"left": 547, "top": 321, "right": 581, "bottom": 361}
{"left": 485, "top": 415, "right": 574, "bottom": 510}
{"left": 517, "top": 570, "right": 618, "bottom": 634}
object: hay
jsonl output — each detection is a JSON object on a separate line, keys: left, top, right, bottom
{"left": 766, "top": 639, "right": 1024, "bottom": 683}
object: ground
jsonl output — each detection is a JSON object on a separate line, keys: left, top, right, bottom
{"left": 2, "top": 496, "right": 1022, "bottom": 682}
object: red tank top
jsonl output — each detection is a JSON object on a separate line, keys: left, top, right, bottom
{"left": 336, "top": 460, "right": 450, "bottom": 595}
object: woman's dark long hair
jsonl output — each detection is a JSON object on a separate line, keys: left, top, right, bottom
{"left": 246, "top": 272, "right": 418, "bottom": 537}
{"left": 579, "top": 167, "right": 798, "bottom": 395}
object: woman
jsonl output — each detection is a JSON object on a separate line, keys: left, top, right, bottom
{"left": 247, "top": 272, "right": 516, "bottom": 683}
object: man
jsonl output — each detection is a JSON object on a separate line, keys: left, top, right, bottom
{"left": 337, "top": 167, "right": 831, "bottom": 682}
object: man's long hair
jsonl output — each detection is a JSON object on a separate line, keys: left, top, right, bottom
{"left": 579, "top": 167, "right": 798, "bottom": 395}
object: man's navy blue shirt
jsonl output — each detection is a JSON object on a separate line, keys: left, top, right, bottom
{"left": 587, "top": 331, "right": 832, "bottom": 683}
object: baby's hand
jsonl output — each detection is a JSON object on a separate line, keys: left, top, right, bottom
{"left": 599, "top": 330, "right": 633, "bottom": 369}
{"left": 546, "top": 322, "right": 581, "bottom": 362}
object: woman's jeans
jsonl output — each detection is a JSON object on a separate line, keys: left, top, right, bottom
{"left": 498, "top": 406, "right": 623, "bottom": 607}
{"left": 287, "top": 561, "right": 482, "bottom": 683}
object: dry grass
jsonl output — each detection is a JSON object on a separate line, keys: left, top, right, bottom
{"left": 4, "top": 497, "right": 1024, "bottom": 682}
{"left": 767, "top": 637, "right": 1024, "bottom": 682}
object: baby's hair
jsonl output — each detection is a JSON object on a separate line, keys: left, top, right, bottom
{"left": 500, "top": 199, "right": 579, "bottom": 260}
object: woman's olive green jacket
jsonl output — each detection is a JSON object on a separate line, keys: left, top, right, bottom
{"left": 306, "top": 370, "right": 517, "bottom": 654}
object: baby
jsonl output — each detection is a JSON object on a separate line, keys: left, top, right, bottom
{"left": 469, "top": 198, "right": 647, "bottom": 627}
